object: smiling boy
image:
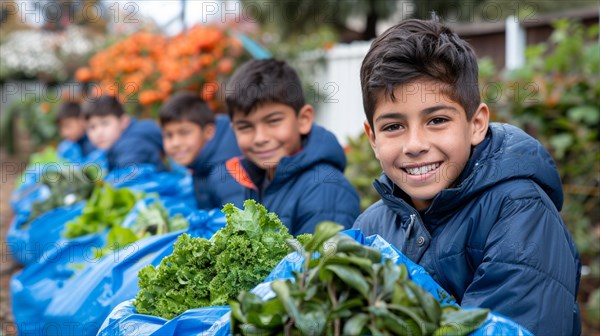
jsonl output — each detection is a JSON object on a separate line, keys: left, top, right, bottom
{"left": 83, "top": 95, "right": 165, "bottom": 171}
{"left": 205, "top": 59, "right": 360, "bottom": 235}
{"left": 159, "top": 91, "right": 240, "bottom": 208}
{"left": 353, "top": 19, "right": 580, "bottom": 335}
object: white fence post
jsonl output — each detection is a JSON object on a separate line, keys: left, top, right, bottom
{"left": 505, "top": 15, "right": 526, "bottom": 70}
{"left": 296, "top": 42, "right": 372, "bottom": 146}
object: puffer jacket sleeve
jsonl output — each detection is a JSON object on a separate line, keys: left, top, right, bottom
{"left": 293, "top": 177, "right": 360, "bottom": 236}
{"left": 460, "top": 185, "right": 581, "bottom": 335}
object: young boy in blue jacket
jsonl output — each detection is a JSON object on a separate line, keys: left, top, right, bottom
{"left": 353, "top": 19, "right": 581, "bottom": 335}
{"left": 206, "top": 59, "right": 360, "bottom": 235}
{"left": 56, "top": 101, "right": 96, "bottom": 161}
{"left": 159, "top": 91, "right": 240, "bottom": 209}
{"left": 83, "top": 95, "right": 165, "bottom": 171}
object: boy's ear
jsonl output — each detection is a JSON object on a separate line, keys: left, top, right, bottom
{"left": 363, "top": 120, "right": 379, "bottom": 160}
{"left": 119, "top": 114, "right": 131, "bottom": 130}
{"left": 470, "top": 103, "right": 490, "bottom": 146}
{"left": 297, "top": 104, "right": 314, "bottom": 135}
{"left": 203, "top": 123, "right": 216, "bottom": 141}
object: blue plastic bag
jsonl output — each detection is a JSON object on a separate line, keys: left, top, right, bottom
{"left": 11, "top": 229, "right": 109, "bottom": 332}
{"left": 37, "top": 209, "right": 226, "bottom": 336}
{"left": 10, "top": 195, "right": 197, "bottom": 331}
{"left": 106, "top": 165, "right": 194, "bottom": 199}
{"left": 6, "top": 202, "right": 85, "bottom": 266}
{"left": 97, "top": 230, "right": 533, "bottom": 336}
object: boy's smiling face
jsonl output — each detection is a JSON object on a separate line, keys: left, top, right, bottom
{"left": 231, "top": 102, "right": 313, "bottom": 179}
{"left": 162, "top": 120, "right": 215, "bottom": 166}
{"left": 59, "top": 117, "right": 86, "bottom": 142}
{"left": 86, "top": 115, "right": 130, "bottom": 150}
{"left": 365, "top": 81, "right": 489, "bottom": 210}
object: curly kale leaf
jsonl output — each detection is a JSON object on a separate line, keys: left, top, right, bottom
{"left": 134, "top": 234, "right": 214, "bottom": 319}
{"left": 134, "top": 200, "right": 293, "bottom": 319}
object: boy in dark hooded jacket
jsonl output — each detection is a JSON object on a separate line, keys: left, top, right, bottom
{"left": 205, "top": 59, "right": 360, "bottom": 235}
{"left": 56, "top": 101, "right": 96, "bottom": 162}
{"left": 83, "top": 95, "right": 165, "bottom": 171}
{"left": 353, "top": 18, "right": 581, "bottom": 335}
{"left": 159, "top": 91, "right": 240, "bottom": 209}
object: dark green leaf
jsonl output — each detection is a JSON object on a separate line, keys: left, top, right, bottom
{"left": 343, "top": 313, "right": 369, "bottom": 335}
{"left": 435, "top": 308, "right": 490, "bottom": 336}
{"left": 325, "top": 264, "right": 370, "bottom": 298}
{"left": 303, "top": 221, "right": 344, "bottom": 253}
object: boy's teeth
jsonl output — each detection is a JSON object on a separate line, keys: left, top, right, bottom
{"left": 405, "top": 163, "right": 440, "bottom": 175}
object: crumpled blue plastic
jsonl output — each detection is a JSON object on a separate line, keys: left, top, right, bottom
{"left": 9, "top": 196, "right": 202, "bottom": 333}
{"left": 33, "top": 209, "right": 226, "bottom": 336}
{"left": 97, "top": 229, "right": 533, "bottom": 336}
{"left": 6, "top": 202, "right": 86, "bottom": 266}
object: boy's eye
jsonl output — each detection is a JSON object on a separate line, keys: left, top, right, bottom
{"left": 267, "top": 118, "right": 282, "bottom": 125}
{"left": 235, "top": 124, "right": 251, "bottom": 131}
{"left": 429, "top": 117, "right": 448, "bottom": 125}
{"left": 382, "top": 123, "right": 402, "bottom": 132}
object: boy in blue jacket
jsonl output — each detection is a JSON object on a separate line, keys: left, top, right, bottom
{"left": 159, "top": 91, "right": 240, "bottom": 209}
{"left": 353, "top": 18, "right": 581, "bottom": 335}
{"left": 83, "top": 95, "right": 165, "bottom": 171}
{"left": 206, "top": 59, "right": 360, "bottom": 235}
{"left": 56, "top": 101, "right": 96, "bottom": 161}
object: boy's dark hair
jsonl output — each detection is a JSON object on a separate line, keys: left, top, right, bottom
{"left": 159, "top": 91, "right": 215, "bottom": 127}
{"left": 360, "top": 19, "right": 481, "bottom": 128}
{"left": 225, "top": 59, "right": 305, "bottom": 118}
{"left": 82, "top": 95, "right": 125, "bottom": 120}
{"left": 56, "top": 101, "right": 82, "bottom": 123}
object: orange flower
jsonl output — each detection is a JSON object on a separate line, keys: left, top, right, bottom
{"left": 75, "top": 67, "right": 93, "bottom": 82}
{"left": 218, "top": 58, "right": 234, "bottom": 74}
{"left": 39, "top": 102, "right": 51, "bottom": 114}
{"left": 139, "top": 90, "right": 162, "bottom": 106}
{"left": 79, "top": 25, "right": 248, "bottom": 116}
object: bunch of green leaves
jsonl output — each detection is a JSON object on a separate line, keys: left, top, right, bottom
{"left": 62, "top": 183, "right": 140, "bottom": 238}
{"left": 93, "top": 200, "right": 189, "bottom": 259}
{"left": 26, "top": 165, "right": 98, "bottom": 224}
{"left": 345, "top": 133, "right": 382, "bottom": 211}
{"left": 231, "top": 222, "right": 489, "bottom": 335}
{"left": 134, "top": 200, "right": 296, "bottom": 320}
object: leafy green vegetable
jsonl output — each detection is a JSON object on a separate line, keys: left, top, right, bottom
{"left": 93, "top": 201, "right": 189, "bottom": 259}
{"left": 134, "top": 200, "right": 295, "bottom": 319}
{"left": 129, "top": 200, "right": 189, "bottom": 237}
{"left": 62, "top": 183, "right": 140, "bottom": 238}
{"left": 25, "top": 165, "right": 97, "bottom": 225}
{"left": 231, "top": 222, "right": 490, "bottom": 336}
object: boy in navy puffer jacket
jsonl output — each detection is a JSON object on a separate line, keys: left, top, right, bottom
{"left": 159, "top": 91, "right": 240, "bottom": 209}
{"left": 353, "top": 18, "right": 581, "bottom": 335}
{"left": 83, "top": 95, "right": 165, "bottom": 171}
{"left": 204, "top": 59, "right": 360, "bottom": 236}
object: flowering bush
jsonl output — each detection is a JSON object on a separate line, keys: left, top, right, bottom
{"left": 76, "top": 25, "right": 247, "bottom": 116}
{"left": 0, "top": 26, "right": 104, "bottom": 82}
